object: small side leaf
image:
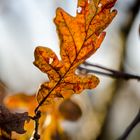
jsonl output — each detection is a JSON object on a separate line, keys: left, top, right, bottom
{"left": 0, "top": 105, "right": 30, "bottom": 139}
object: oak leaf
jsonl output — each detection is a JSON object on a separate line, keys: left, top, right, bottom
{"left": 0, "top": 105, "right": 30, "bottom": 139}
{"left": 34, "top": 0, "right": 117, "bottom": 106}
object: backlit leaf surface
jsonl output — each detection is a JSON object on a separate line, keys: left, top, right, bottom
{"left": 34, "top": 0, "right": 117, "bottom": 105}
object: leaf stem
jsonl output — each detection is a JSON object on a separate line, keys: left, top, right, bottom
{"left": 32, "top": 111, "right": 41, "bottom": 140}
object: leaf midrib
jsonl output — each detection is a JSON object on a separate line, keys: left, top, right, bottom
{"left": 35, "top": 3, "right": 98, "bottom": 112}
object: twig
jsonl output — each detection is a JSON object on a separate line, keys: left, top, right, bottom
{"left": 117, "top": 109, "right": 140, "bottom": 140}
{"left": 32, "top": 111, "right": 41, "bottom": 140}
{"left": 78, "top": 66, "right": 115, "bottom": 77}
{"left": 79, "top": 62, "right": 140, "bottom": 139}
{"left": 78, "top": 62, "right": 140, "bottom": 80}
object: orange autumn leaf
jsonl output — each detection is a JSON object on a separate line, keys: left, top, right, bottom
{"left": 4, "top": 93, "right": 37, "bottom": 115}
{"left": 34, "top": 0, "right": 117, "bottom": 106}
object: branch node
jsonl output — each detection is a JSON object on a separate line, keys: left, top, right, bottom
{"left": 32, "top": 110, "right": 41, "bottom": 140}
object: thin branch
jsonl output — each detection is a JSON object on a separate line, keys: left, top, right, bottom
{"left": 79, "top": 62, "right": 140, "bottom": 140}
{"left": 32, "top": 111, "right": 41, "bottom": 140}
{"left": 78, "top": 66, "right": 116, "bottom": 77}
{"left": 78, "top": 62, "right": 140, "bottom": 80}
{"left": 117, "top": 109, "right": 140, "bottom": 140}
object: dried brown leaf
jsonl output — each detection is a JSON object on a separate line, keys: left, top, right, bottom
{"left": 0, "top": 105, "right": 30, "bottom": 139}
